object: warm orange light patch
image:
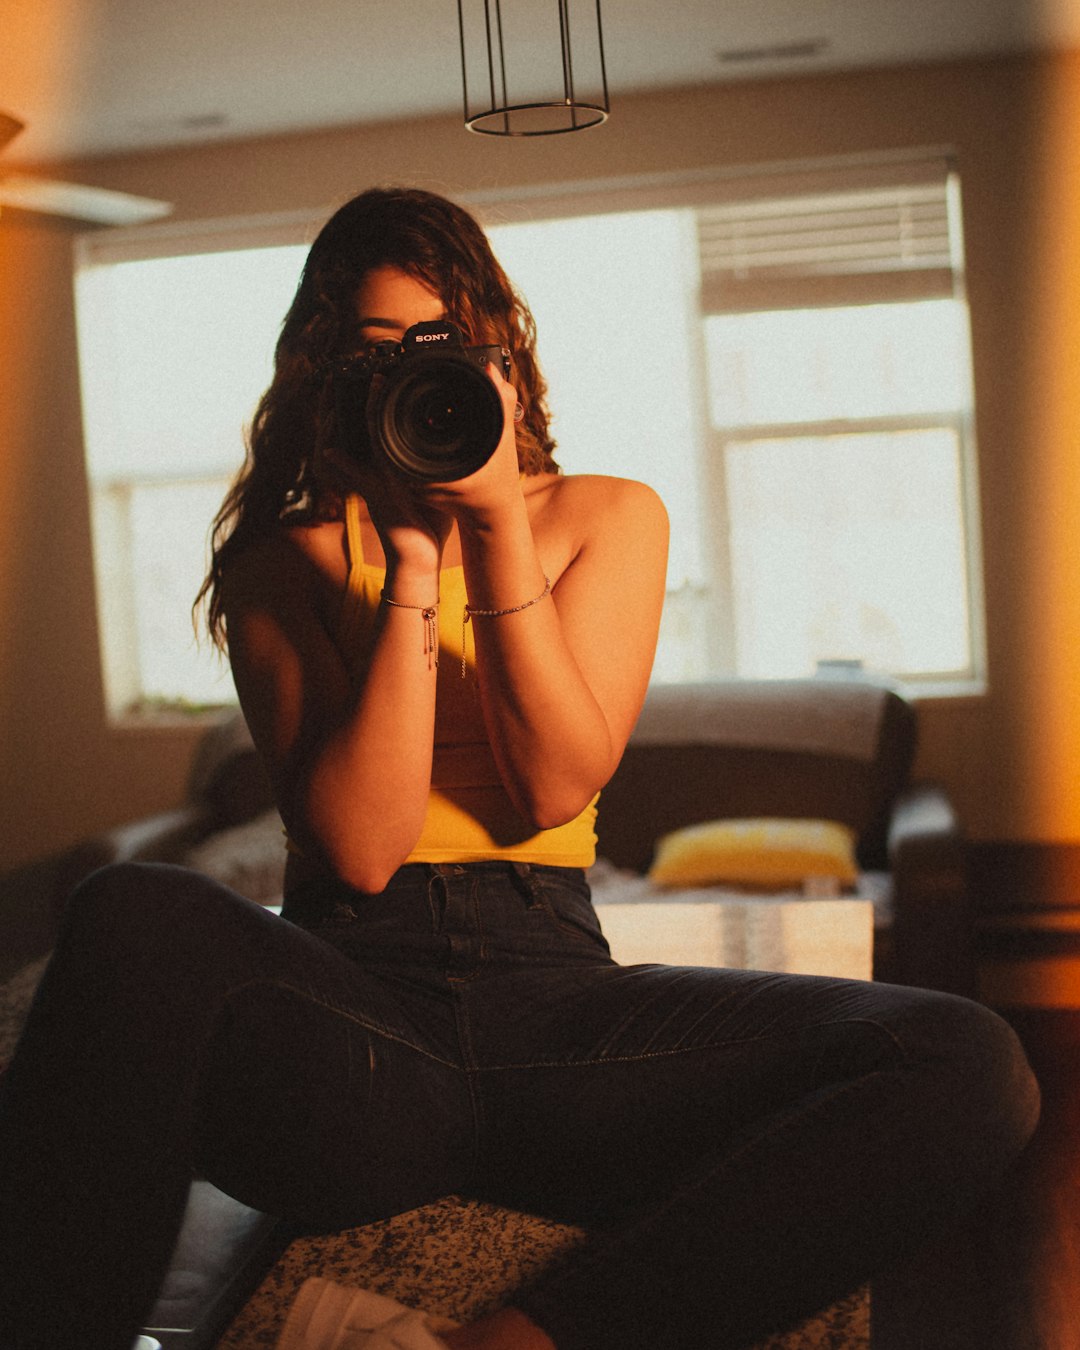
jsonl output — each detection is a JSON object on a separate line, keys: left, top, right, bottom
{"left": 980, "top": 957, "right": 1080, "bottom": 1010}
{"left": 979, "top": 913, "right": 1080, "bottom": 1008}
{"left": 1011, "top": 51, "right": 1080, "bottom": 839}
{"left": 1, "top": 1, "right": 102, "bottom": 648}
{"left": 4, "top": 0, "right": 100, "bottom": 169}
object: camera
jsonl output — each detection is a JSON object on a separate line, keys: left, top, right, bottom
{"left": 333, "top": 320, "right": 512, "bottom": 482}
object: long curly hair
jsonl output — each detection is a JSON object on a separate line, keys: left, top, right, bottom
{"left": 197, "top": 186, "right": 559, "bottom": 650}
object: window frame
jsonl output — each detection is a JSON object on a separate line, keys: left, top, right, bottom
{"left": 74, "top": 213, "right": 321, "bottom": 723}
{"left": 708, "top": 410, "right": 984, "bottom": 690}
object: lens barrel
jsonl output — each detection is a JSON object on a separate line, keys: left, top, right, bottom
{"left": 374, "top": 352, "right": 504, "bottom": 482}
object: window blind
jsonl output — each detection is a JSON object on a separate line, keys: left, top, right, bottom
{"left": 698, "top": 172, "right": 959, "bottom": 313}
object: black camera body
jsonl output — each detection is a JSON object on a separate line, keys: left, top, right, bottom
{"left": 333, "top": 321, "right": 512, "bottom": 482}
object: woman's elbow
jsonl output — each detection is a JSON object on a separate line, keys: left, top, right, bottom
{"left": 292, "top": 814, "right": 416, "bottom": 895}
{"left": 512, "top": 780, "right": 600, "bottom": 834}
{"left": 509, "top": 748, "right": 614, "bottom": 833}
{"left": 329, "top": 851, "right": 402, "bottom": 895}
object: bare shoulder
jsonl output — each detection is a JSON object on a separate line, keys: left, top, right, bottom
{"left": 220, "top": 518, "right": 348, "bottom": 621}
{"left": 542, "top": 472, "right": 668, "bottom": 543}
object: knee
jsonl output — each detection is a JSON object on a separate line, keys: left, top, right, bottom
{"left": 61, "top": 862, "right": 155, "bottom": 949}
{"left": 65, "top": 861, "right": 188, "bottom": 937}
{"left": 906, "top": 990, "right": 1041, "bottom": 1162}
{"left": 976, "top": 1000, "right": 1041, "bottom": 1153}
{"left": 61, "top": 862, "right": 234, "bottom": 971}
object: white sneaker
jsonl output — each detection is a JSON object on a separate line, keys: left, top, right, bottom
{"left": 132, "top": 1339, "right": 163, "bottom": 1350}
{"left": 277, "top": 1277, "right": 450, "bottom": 1349}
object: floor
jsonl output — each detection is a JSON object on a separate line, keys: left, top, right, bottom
{"left": 873, "top": 1002, "right": 1080, "bottom": 1349}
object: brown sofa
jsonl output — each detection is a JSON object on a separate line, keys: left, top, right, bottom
{"left": 1, "top": 677, "right": 970, "bottom": 1347}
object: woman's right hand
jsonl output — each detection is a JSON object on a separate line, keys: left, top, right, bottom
{"left": 316, "top": 439, "right": 451, "bottom": 579}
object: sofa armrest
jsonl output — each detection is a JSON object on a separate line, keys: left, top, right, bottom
{"left": 1, "top": 806, "right": 219, "bottom": 971}
{"left": 53, "top": 803, "right": 217, "bottom": 911}
{"left": 63, "top": 803, "right": 214, "bottom": 872}
{"left": 884, "top": 783, "right": 974, "bottom": 995}
{"left": 0, "top": 853, "right": 73, "bottom": 978}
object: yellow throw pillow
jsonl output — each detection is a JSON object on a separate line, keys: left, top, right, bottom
{"left": 648, "top": 818, "right": 859, "bottom": 890}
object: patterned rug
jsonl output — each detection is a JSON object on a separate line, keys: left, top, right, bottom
{"left": 219, "top": 1197, "right": 869, "bottom": 1349}
{"left": 0, "top": 953, "right": 48, "bottom": 1066}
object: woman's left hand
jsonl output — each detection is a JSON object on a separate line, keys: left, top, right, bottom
{"left": 422, "top": 361, "right": 526, "bottom": 525}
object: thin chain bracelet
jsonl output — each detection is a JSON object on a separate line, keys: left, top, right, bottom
{"left": 380, "top": 591, "right": 439, "bottom": 668}
{"left": 461, "top": 575, "right": 552, "bottom": 679}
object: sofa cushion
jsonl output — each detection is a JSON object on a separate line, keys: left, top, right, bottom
{"left": 648, "top": 818, "right": 858, "bottom": 890}
{"left": 184, "top": 810, "right": 288, "bottom": 905}
{"left": 629, "top": 679, "right": 891, "bottom": 760}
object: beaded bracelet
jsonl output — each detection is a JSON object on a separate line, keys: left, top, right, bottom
{"left": 380, "top": 591, "right": 439, "bottom": 668}
{"left": 461, "top": 575, "right": 552, "bottom": 678}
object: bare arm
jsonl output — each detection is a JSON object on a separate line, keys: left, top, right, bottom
{"left": 222, "top": 528, "right": 444, "bottom": 892}
{"left": 456, "top": 475, "right": 668, "bottom": 828}
{"left": 393, "top": 360, "right": 670, "bottom": 829}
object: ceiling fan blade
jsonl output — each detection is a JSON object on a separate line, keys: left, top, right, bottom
{"left": 1, "top": 112, "right": 25, "bottom": 152}
{"left": 0, "top": 174, "right": 172, "bottom": 225}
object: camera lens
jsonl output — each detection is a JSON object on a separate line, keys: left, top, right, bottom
{"left": 414, "top": 388, "right": 466, "bottom": 442}
{"left": 376, "top": 355, "right": 504, "bottom": 482}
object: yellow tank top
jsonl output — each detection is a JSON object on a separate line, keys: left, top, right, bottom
{"left": 338, "top": 494, "right": 597, "bottom": 867}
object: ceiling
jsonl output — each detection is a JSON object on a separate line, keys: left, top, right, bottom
{"left": 3, "top": 0, "right": 1078, "bottom": 167}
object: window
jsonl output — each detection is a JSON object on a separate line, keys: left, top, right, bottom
{"left": 74, "top": 156, "right": 983, "bottom": 719}
{"left": 484, "top": 157, "right": 983, "bottom": 691}
{"left": 75, "top": 229, "right": 308, "bottom": 715}
{"left": 688, "top": 166, "right": 982, "bottom": 689}
{"left": 704, "top": 301, "right": 976, "bottom": 683}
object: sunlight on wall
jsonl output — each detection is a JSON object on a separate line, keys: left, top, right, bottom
{"left": 1, "top": 0, "right": 98, "bottom": 653}
{"left": 1014, "top": 53, "right": 1080, "bottom": 838}
{"left": 5, "top": 0, "right": 98, "bottom": 162}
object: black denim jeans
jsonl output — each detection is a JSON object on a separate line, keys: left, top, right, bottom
{"left": 0, "top": 860, "right": 1039, "bottom": 1350}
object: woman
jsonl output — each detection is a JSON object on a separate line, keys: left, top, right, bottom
{"left": 0, "top": 187, "right": 1039, "bottom": 1350}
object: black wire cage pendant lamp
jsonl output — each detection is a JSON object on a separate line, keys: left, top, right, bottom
{"left": 457, "top": 0, "right": 610, "bottom": 136}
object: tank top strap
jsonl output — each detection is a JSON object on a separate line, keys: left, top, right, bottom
{"left": 344, "top": 493, "right": 366, "bottom": 568}
{"left": 339, "top": 494, "right": 378, "bottom": 651}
